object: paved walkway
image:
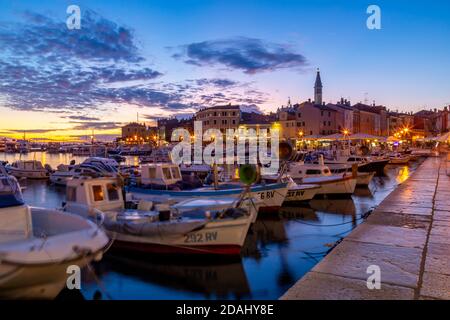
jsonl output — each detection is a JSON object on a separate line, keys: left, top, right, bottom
{"left": 281, "top": 156, "right": 450, "bottom": 300}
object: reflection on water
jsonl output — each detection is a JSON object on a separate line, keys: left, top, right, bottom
{"left": 6, "top": 151, "right": 425, "bottom": 300}
{"left": 83, "top": 255, "right": 251, "bottom": 300}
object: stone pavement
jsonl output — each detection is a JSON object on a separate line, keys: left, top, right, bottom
{"left": 281, "top": 156, "right": 450, "bottom": 300}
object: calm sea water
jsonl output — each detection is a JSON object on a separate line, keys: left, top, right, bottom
{"left": 0, "top": 152, "right": 423, "bottom": 300}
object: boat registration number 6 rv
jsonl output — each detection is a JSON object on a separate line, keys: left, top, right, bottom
{"left": 258, "top": 191, "right": 275, "bottom": 199}
{"left": 184, "top": 231, "right": 218, "bottom": 243}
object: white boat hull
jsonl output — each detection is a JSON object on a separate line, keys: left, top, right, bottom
{"left": 284, "top": 185, "right": 320, "bottom": 202}
{"left": 108, "top": 216, "right": 253, "bottom": 255}
{"left": 301, "top": 176, "right": 357, "bottom": 195}
{"left": 356, "top": 172, "right": 375, "bottom": 186}
{"left": 0, "top": 207, "right": 108, "bottom": 299}
{"left": 50, "top": 174, "right": 73, "bottom": 186}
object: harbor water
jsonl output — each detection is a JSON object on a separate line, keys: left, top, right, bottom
{"left": 0, "top": 152, "right": 424, "bottom": 300}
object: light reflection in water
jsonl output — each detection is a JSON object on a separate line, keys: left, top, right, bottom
{"left": 2, "top": 152, "right": 425, "bottom": 300}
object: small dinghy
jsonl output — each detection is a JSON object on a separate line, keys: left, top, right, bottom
{"left": 388, "top": 152, "right": 410, "bottom": 164}
{"left": 64, "top": 176, "right": 260, "bottom": 255}
{"left": 0, "top": 167, "right": 109, "bottom": 299}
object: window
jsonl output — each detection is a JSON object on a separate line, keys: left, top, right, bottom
{"left": 306, "top": 169, "right": 322, "bottom": 175}
{"left": 107, "top": 183, "right": 120, "bottom": 201}
{"left": 232, "top": 112, "right": 236, "bottom": 116}
{"left": 92, "top": 185, "right": 104, "bottom": 202}
{"left": 214, "top": 120, "right": 217, "bottom": 125}
{"left": 214, "top": 112, "right": 217, "bottom": 116}
{"left": 303, "top": 121, "right": 306, "bottom": 126}
{"left": 323, "top": 121, "right": 326, "bottom": 126}
{"left": 298, "top": 112, "right": 301, "bottom": 118}
{"left": 67, "top": 187, "right": 77, "bottom": 202}
{"left": 162, "top": 167, "right": 172, "bottom": 179}
{"left": 328, "top": 112, "right": 331, "bottom": 117}
{"left": 147, "top": 167, "right": 156, "bottom": 178}
{"left": 321, "top": 111, "right": 324, "bottom": 116}
{"left": 297, "top": 122, "right": 302, "bottom": 127}
{"left": 171, "top": 167, "right": 181, "bottom": 179}
{"left": 328, "top": 121, "right": 331, "bottom": 126}
{"left": 232, "top": 120, "right": 236, "bottom": 124}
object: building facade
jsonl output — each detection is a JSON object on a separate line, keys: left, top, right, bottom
{"left": 195, "top": 105, "right": 241, "bottom": 133}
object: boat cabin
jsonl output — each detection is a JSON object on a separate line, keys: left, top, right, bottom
{"left": 65, "top": 177, "right": 125, "bottom": 215}
{"left": 140, "top": 163, "right": 182, "bottom": 186}
{"left": 0, "top": 174, "right": 31, "bottom": 243}
{"left": 10, "top": 160, "right": 45, "bottom": 171}
{"left": 288, "top": 162, "right": 332, "bottom": 179}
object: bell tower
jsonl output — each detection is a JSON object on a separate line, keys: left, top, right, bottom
{"left": 314, "top": 68, "right": 323, "bottom": 105}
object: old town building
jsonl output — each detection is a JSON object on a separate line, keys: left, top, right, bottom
{"left": 195, "top": 104, "right": 241, "bottom": 133}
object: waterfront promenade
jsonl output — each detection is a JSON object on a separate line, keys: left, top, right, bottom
{"left": 281, "top": 156, "right": 450, "bottom": 300}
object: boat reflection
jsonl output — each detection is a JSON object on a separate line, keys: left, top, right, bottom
{"left": 89, "top": 254, "right": 251, "bottom": 299}
{"left": 353, "top": 187, "right": 373, "bottom": 197}
{"left": 309, "top": 198, "right": 356, "bottom": 216}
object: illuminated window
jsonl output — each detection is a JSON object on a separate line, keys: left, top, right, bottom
{"left": 92, "top": 185, "right": 104, "bottom": 202}
{"left": 107, "top": 183, "right": 120, "bottom": 201}
{"left": 162, "top": 168, "right": 171, "bottom": 179}
{"left": 171, "top": 167, "right": 181, "bottom": 179}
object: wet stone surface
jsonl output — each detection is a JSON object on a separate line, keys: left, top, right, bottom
{"left": 283, "top": 156, "right": 450, "bottom": 300}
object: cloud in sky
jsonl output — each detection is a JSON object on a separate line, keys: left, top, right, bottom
{"left": 174, "top": 37, "right": 308, "bottom": 74}
{"left": 0, "top": 10, "right": 275, "bottom": 125}
{"left": 68, "top": 121, "right": 124, "bottom": 131}
{"left": 0, "top": 9, "right": 163, "bottom": 112}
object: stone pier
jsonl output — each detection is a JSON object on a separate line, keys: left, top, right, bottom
{"left": 281, "top": 156, "right": 450, "bottom": 300}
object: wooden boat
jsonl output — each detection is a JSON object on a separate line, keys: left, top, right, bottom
{"left": 0, "top": 168, "right": 108, "bottom": 299}
{"left": 8, "top": 160, "right": 50, "bottom": 179}
{"left": 128, "top": 163, "right": 288, "bottom": 210}
{"left": 64, "top": 176, "right": 260, "bottom": 255}
{"left": 286, "top": 156, "right": 357, "bottom": 196}
{"left": 388, "top": 153, "right": 410, "bottom": 164}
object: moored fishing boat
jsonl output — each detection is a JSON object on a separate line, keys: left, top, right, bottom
{"left": 286, "top": 157, "right": 357, "bottom": 196}
{"left": 64, "top": 176, "right": 260, "bottom": 255}
{"left": 388, "top": 153, "right": 410, "bottom": 164}
{"left": 7, "top": 160, "right": 51, "bottom": 180}
{"left": 0, "top": 167, "right": 108, "bottom": 299}
{"left": 128, "top": 163, "right": 288, "bottom": 210}
{"left": 326, "top": 163, "right": 375, "bottom": 186}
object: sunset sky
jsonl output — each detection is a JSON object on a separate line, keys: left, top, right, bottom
{"left": 1, "top": 0, "right": 449, "bottom": 141}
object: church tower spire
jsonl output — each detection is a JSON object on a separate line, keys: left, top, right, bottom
{"left": 314, "top": 68, "right": 323, "bottom": 105}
